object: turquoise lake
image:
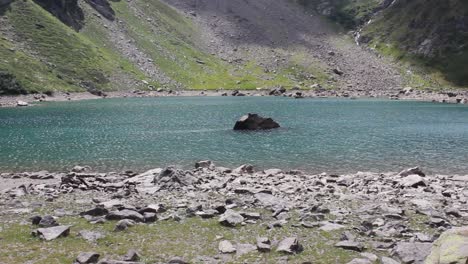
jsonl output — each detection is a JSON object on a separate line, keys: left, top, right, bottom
{"left": 1, "top": 96, "right": 468, "bottom": 174}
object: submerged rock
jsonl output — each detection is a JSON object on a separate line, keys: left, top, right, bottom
{"left": 233, "top": 113, "right": 280, "bottom": 130}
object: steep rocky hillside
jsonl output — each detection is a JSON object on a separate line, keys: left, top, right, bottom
{"left": 300, "top": 0, "right": 468, "bottom": 88}
{"left": 361, "top": 0, "right": 468, "bottom": 88}
{"left": 0, "top": 0, "right": 404, "bottom": 94}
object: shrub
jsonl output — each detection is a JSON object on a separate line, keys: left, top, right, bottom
{"left": 0, "top": 71, "right": 27, "bottom": 95}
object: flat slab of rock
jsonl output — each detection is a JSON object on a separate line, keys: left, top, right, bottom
{"left": 233, "top": 113, "right": 280, "bottom": 130}
{"left": 33, "top": 225, "right": 70, "bottom": 241}
{"left": 391, "top": 242, "right": 432, "bottom": 264}
{"left": 335, "top": 241, "right": 365, "bottom": 252}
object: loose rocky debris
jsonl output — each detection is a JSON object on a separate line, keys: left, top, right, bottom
{"left": 2, "top": 163, "right": 468, "bottom": 263}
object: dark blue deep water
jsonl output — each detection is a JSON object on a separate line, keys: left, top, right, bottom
{"left": 1, "top": 96, "right": 467, "bottom": 174}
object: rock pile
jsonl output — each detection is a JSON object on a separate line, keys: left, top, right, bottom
{"left": 2, "top": 163, "right": 468, "bottom": 263}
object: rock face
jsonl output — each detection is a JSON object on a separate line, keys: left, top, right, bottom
{"left": 425, "top": 226, "right": 468, "bottom": 264}
{"left": 233, "top": 113, "right": 280, "bottom": 130}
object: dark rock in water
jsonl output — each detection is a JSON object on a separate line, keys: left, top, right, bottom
{"left": 106, "top": 209, "right": 144, "bottom": 222}
{"left": 233, "top": 113, "right": 280, "bottom": 130}
{"left": 75, "top": 252, "right": 100, "bottom": 264}
{"left": 33, "top": 225, "right": 70, "bottom": 241}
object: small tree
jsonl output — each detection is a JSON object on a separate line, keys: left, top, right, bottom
{"left": 0, "top": 71, "right": 27, "bottom": 95}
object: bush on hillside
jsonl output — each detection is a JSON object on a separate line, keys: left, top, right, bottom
{"left": 0, "top": 71, "right": 27, "bottom": 95}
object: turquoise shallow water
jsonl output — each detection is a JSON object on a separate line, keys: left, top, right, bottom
{"left": 0, "top": 96, "right": 468, "bottom": 174}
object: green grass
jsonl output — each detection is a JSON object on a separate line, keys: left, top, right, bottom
{"left": 0, "top": 0, "right": 331, "bottom": 92}
{"left": 0, "top": 0, "right": 149, "bottom": 93}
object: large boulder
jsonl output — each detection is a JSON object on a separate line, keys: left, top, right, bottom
{"left": 233, "top": 113, "right": 280, "bottom": 130}
{"left": 425, "top": 226, "right": 468, "bottom": 264}
{"left": 153, "top": 167, "right": 198, "bottom": 190}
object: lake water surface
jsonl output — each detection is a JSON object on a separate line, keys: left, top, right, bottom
{"left": 1, "top": 96, "right": 468, "bottom": 174}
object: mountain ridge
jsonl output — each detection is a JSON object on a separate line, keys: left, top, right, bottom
{"left": 1, "top": 0, "right": 465, "bottom": 95}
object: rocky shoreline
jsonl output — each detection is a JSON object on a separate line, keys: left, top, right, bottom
{"left": 1, "top": 87, "right": 468, "bottom": 108}
{"left": 1, "top": 162, "right": 467, "bottom": 263}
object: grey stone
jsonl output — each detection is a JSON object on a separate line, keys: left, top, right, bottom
{"left": 381, "top": 257, "right": 401, "bottom": 264}
{"left": 233, "top": 113, "right": 280, "bottom": 130}
{"left": 346, "top": 259, "right": 372, "bottom": 264}
{"left": 276, "top": 237, "right": 303, "bottom": 254}
{"left": 400, "top": 175, "right": 426, "bottom": 188}
{"left": 256, "top": 237, "right": 271, "bottom": 252}
{"left": 399, "top": 167, "right": 425, "bottom": 177}
{"left": 106, "top": 209, "right": 144, "bottom": 222}
{"left": 78, "top": 230, "right": 105, "bottom": 242}
{"left": 114, "top": 219, "right": 135, "bottom": 232}
{"left": 123, "top": 249, "right": 140, "bottom": 262}
{"left": 33, "top": 225, "right": 70, "bottom": 241}
{"left": 219, "top": 210, "right": 244, "bottom": 227}
{"left": 425, "top": 226, "right": 468, "bottom": 264}
{"left": 335, "top": 241, "right": 365, "bottom": 252}
{"left": 76, "top": 252, "right": 100, "bottom": 264}
{"left": 38, "top": 215, "right": 58, "bottom": 227}
{"left": 80, "top": 207, "right": 109, "bottom": 217}
{"left": 391, "top": 242, "right": 432, "bottom": 264}
{"left": 218, "top": 240, "right": 236, "bottom": 253}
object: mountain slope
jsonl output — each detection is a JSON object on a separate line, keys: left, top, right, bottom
{"left": 361, "top": 0, "right": 468, "bottom": 88}
{"left": 0, "top": 0, "right": 403, "bottom": 94}
{"left": 299, "top": 0, "right": 468, "bottom": 89}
